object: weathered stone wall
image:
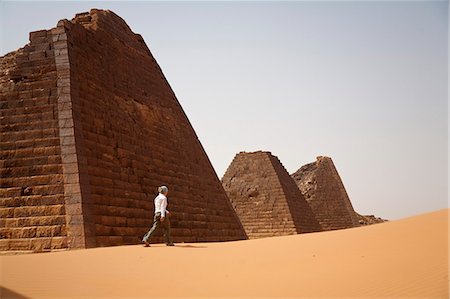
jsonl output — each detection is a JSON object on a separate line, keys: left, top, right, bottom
{"left": 0, "top": 9, "right": 246, "bottom": 252}
{"left": 291, "top": 156, "right": 361, "bottom": 230}
{"left": 222, "top": 151, "right": 321, "bottom": 239}
{"left": 0, "top": 30, "right": 68, "bottom": 252}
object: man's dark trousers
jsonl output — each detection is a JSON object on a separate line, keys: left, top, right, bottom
{"left": 142, "top": 212, "right": 172, "bottom": 244}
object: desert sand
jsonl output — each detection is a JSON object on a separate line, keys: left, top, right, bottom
{"left": 1, "top": 209, "right": 448, "bottom": 299}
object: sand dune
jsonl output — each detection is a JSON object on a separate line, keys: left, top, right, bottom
{"left": 1, "top": 209, "right": 448, "bottom": 298}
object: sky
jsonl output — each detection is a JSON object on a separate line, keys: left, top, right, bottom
{"left": 1, "top": 1, "right": 448, "bottom": 220}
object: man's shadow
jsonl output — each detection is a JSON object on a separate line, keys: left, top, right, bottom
{"left": 1, "top": 286, "right": 31, "bottom": 299}
{"left": 174, "top": 244, "right": 207, "bottom": 248}
{"left": 137, "top": 236, "right": 207, "bottom": 248}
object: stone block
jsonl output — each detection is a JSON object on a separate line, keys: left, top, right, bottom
{"left": 8, "top": 239, "right": 31, "bottom": 251}
{"left": 0, "top": 239, "right": 10, "bottom": 251}
{"left": 35, "top": 226, "right": 53, "bottom": 237}
{"left": 29, "top": 31, "right": 48, "bottom": 44}
{"left": 51, "top": 236, "right": 68, "bottom": 249}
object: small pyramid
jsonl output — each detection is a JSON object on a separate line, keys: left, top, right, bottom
{"left": 291, "top": 156, "right": 361, "bottom": 230}
{"left": 0, "top": 9, "right": 246, "bottom": 252}
{"left": 222, "top": 151, "right": 322, "bottom": 239}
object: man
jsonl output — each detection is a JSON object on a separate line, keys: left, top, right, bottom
{"left": 142, "top": 185, "right": 175, "bottom": 247}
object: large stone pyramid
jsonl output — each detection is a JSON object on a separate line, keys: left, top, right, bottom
{"left": 221, "top": 151, "right": 322, "bottom": 239}
{"left": 0, "top": 9, "right": 246, "bottom": 252}
{"left": 291, "top": 156, "right": 361, "bottom": 230}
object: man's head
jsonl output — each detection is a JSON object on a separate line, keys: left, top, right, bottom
{"left": 158, "top": 185, "right": 168, "bottom": 195}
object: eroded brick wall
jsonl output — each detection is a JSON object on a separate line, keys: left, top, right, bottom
{"left": 0, "top": 30, "right": 68, "bottom": 252}
{"left": 291, "top": 156, "right": 360, "bottom": 230}
{"left": 269, "top": 154, "right": 323, "bottom": 233}
{"left": 63, "top": 10, "right": 246, "bottom": 245}
{"left": 222, "top": 151, "right": 321, "bottom": 239}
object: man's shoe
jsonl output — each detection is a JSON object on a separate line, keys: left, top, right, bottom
{"left": 166, "top": 243, "right": 175, "bottom": 246}
{"left": 143, "top": 240, "right": 150, "bottom": 247}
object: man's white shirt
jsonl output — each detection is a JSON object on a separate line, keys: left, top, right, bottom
{"left": 154, "top": 193, "right": 168, "bottom": 217}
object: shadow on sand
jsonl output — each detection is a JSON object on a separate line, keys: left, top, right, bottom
{"left": 1, "top": 286, "right": 31, "bottom": 299}
{"left": 174, "top": 244, "right": 207, "bottom": 249}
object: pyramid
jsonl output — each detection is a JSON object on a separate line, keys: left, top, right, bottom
{"left": 221, "top": 151, "right": 322, "bottom": 239}
{"left": 0, "top": 9, "right": 246, "bottom": 252}
{"left": 291, "top": 156, "right": 361, "bottom": 230}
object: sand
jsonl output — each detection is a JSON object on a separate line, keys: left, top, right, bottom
{"left": 1, "top": 209, "right": 448, "bottom": 299}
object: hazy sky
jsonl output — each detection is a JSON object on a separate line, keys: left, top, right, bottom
{"left": 1, "top": 1, "right": 448, "bottom": 220}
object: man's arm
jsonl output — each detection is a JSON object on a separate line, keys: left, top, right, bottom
{"left": 160, "top": 197, "right": 168, "bottom": 219}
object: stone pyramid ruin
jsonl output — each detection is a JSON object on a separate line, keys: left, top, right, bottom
{"left": 291, "top": 156, "right": 363, "bottom": 230}
{"left": 221, "top": 151, "right": 322, "bottom": 239}
{"left": 0, "top": 9, "right": 246, "bottom": 252}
